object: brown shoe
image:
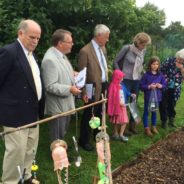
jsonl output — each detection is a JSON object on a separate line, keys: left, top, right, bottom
{"left": 144, "top": 127, "right": 153, "bottom": 136}
{"left": 151, "top": 126, "right": 158, "bottom": 134}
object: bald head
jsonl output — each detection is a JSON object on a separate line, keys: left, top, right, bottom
{"left": 18, "top": 19, "right": 41, "bottom": 52}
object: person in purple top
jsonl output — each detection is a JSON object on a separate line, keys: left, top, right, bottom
{"left": 140, "top": 56, "right": 166, "bottom": 136}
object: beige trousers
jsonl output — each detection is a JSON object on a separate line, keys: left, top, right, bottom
{"left": 1, "top": 126, "right": 39, "bottom": 184}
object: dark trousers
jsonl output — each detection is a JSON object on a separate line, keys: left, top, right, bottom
{"left": 79, "top": 82, "right": 107, "bottom": 146}
{"left": 123, "top": 79, "right": 140, "bottom": 122}
{"left": 49, "top": 116, "right": 71, "bottom": 143}
{"left": 159, "top": 89, "right": 176, "bottom": 122}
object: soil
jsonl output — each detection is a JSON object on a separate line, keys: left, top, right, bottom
{"left": 112, "top": 128, "right": 184, "bottom": 184}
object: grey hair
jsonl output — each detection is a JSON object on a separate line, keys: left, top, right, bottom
{"left": 94, "top": 24, "right": 110, "bottom": 36}
{"left": 175, "top": 49, "right": 184, "bottom": 59}
{"left": 18, "top": 19, "right": 29, "bottom": 32}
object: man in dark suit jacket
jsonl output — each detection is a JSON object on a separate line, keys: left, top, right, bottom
{"left": 78, "top": 24, "right": 110, "bottom": 151}
{"left": 0, "top": 19, "right": 44, "bottom": 184}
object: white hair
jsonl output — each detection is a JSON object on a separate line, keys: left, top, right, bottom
{"left": 94, "top": 24, "right": 110, "bottom": 36}
{"left": 18, "top": 19, "right": 41, "bottom": 33}
{"left": 175, "top": 49, "right": 184, "bottom": 59}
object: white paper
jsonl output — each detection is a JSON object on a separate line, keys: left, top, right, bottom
{"left": 74, "top": 67, "right": 87, "bottom": 88}
{"left": 85, "top": 84, "right": 93, "bottom": 99}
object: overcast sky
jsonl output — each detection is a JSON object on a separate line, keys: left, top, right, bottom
{"left": 136, "top": 0, "right": 184, "bottom": 27}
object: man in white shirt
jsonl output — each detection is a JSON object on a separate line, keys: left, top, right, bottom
{"left": 78, "top": 24, "right": 110, "bottom": 151}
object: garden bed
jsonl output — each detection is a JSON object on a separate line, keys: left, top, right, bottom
{"left": 112, "top": 127, "right": 184, "bottom": 184}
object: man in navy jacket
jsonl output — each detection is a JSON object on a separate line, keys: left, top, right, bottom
{"left": 0, "top": 19, "right": 44, "bottom": 184}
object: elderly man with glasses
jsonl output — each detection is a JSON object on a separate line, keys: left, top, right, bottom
{"left": 41, "top": 29, "right": 81, "bottom": 144}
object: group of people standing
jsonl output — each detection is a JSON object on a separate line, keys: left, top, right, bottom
{"left": 110, "top": 34, "right": 184, "bottom": 139}
{"left": 110, "top": 33, "right": 184, "bottom": 139}
{"left": 0, "top": 19, "right": 110, "bottom": 183}
{"left": 112, "top": 32, "right": 151, "bottom": 138}
{"left": 0, "top": 18, "right": 184, "bottom": 184}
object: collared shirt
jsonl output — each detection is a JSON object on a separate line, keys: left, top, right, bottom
{"left": 53, "top": 47, "right": 75, "bottom": 85}
{"left": 91, "top": 39, "right": 107, "bottom": 82}
{"left": 53, "top": 46, "right": 65, "bottom": 59}
{"left": 17, "top": 39, "right": 42, "bottom": 100}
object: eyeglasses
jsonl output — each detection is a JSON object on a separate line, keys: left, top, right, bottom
{"left": 176, "top": 58, "right": 184, "bottom": 64}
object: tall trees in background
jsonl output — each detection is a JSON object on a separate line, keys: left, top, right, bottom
{"left": 0, "top": 0, "right": 183, "bottom": 65}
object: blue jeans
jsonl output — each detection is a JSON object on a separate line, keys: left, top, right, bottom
{"left": 143, "top": 101, "right": 157, "bottom": 128}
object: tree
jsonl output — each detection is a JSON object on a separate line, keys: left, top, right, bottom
{"left": 164, "top": 22, "right": 184, "bottom": 49}
{"left": 0, "top": 0, "right": 53, "bottom": 57}
{"left": 135, "top": 2, "right": 165, "bottom": 34}
{"left": 0, "top": 0, "right": 182, "bottom": 65}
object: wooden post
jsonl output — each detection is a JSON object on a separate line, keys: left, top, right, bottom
{"left": 101, "top": 95, "right": 113, "bottom": 184}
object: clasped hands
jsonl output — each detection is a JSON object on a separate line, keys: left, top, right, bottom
{"left": 148, "top": 83, "right": 162, "bottom": 89}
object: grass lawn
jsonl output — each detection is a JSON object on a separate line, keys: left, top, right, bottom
{"left": 0, "top": 87, "right": 184, "bottom": 184}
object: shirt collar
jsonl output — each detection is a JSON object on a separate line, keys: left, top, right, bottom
{"left": 53, "top": 47, "right": 65, "bottom": 58}
{"left": 92, "top": 39, "right": 100, "bottom": 50}
{"left": 17, "top": 38, "right": 29, "bottom": 56}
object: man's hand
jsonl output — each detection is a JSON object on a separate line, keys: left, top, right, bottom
{"left": 70, "top": 85, "right": 81, "bottom": 96}
{"left": 82, "top": 95, "right": 88, "bottom": 103}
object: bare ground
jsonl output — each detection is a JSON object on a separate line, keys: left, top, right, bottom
{"left": 113, "top": 128, "right": 184, "bottom": 184}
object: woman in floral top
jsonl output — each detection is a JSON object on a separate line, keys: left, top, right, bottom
{"left": 159, "top": 49, "right": 184, "bottom": 128}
